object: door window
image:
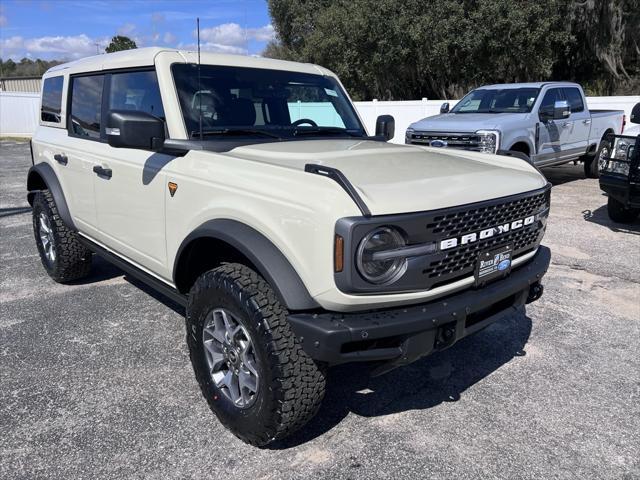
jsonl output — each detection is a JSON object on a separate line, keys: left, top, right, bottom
{"left": 108, "top": 70, "right": 165, "bottom": 119}
{"left": 539, "top": 88, "right": 563, "bottom": 111}
{"left": 562, "top": 88, "right": 585, "bottom": 113}
{"left": 69, "top": 75, "right": 104, "bottom": 140}
{"left": 41, "top": 76, "right": 64, "bottom": 123}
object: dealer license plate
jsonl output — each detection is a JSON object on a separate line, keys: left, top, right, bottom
{"left": 474, "top": 244, "right": 513, "bottom": 286}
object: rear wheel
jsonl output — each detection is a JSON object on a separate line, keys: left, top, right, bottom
{"left": 607, "top": 197, "right": 640, "bottom": 224}
{"left": 186, "top": 263, "right": 326, "bottom": 446}
{"left": 585, "top": 139, "right": 610, "bottom": 178}
{"left": 31, "top": 190, "right": 92, "bottom": 282}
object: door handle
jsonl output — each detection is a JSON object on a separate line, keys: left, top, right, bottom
{"left": 93, "top": 165, "right": 113, "bottom": 178}
{"left": 583, "top": 119, "right": 592, "bottom": 125}
{"left": 53, "top": 154, "right": 68, "bottom": 165}
{"left": 562, "top": 122, "right": 571, "bottom": 128}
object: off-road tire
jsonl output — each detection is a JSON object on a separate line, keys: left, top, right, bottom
{"left": 186, "top": 263, "right": 326, "bottom": 446}
{"left": 607, "top": 196, "right": 640, "bottom": 224}
{"left": 31, "top": 190, "right": 92, "bottom": 282}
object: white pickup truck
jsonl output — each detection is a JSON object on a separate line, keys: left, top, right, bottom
{"left": 406, "top": 82, "right": 626, "bottom": 177}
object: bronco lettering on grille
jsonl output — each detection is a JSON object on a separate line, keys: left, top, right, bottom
{"left": 439, "top": 215, "right": 535, "bottom": 250}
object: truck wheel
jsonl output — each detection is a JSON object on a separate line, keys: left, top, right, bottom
{"left": 607, "top": 197, "right": 640, "bottom": 224}
{"left": 186, "top": 263, "right": 326, "bottom": 446}
{"left": 585, "top": 140, "right": 610, "bottom": 178}
{"left": 31, "top": 190, "right": 92, "bottom": 282}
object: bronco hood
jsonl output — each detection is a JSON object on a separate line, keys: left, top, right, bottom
{"left": 222, "top": 139, "right": 547, "bottom": 216}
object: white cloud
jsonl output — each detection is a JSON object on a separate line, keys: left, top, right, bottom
{"left": 117, "top": 23, "right": 136, "bottom": 36}
{"left": 249, "top": 24, "right": 275, "bottom": 42}
{"left": 163, "top": 32, "right": 177, "bottom": 44}
{"left": 178, "top": 41, "right": 247, "bottom": 56}
{"left": 0, "top": 34, "right": 109, "bottom": 60}
{"left": 198, "top": 23, "right": 275, "bottom": 48}
{"left": 199, "top": 23, "right": 246, "bottom": 47}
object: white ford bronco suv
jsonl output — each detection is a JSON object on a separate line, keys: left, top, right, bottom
{"left": 28, "top": 48, "right": 551, "bottom": 446}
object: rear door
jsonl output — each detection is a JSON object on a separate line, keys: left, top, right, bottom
{"left": 561, "top": 86, "right": 590, "bottom": 156}
{"left": 91, "top": 69, "right": 173, "bottom": 275}
{"left": 535, "top": 87, "right": 565, "bottom": 165}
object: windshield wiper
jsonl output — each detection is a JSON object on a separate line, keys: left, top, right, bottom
{"left": 293, "top": 127, "right": 361, "bottom": 137}
{"left": 190, "top": 128, "right": 282, "bottom": 139}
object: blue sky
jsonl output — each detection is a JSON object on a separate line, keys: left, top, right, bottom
{"left": 0, "top": 0, "right": 274, "bottom": 61}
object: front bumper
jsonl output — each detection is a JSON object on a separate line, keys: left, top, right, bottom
{"left": 288, "top": 246, "right": 550, "bottom": 373}
{"left": 600, "top": 174, "right": 640, "bottom": 208}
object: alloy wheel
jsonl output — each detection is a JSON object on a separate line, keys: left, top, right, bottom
{"left": 202, "top": 308, "right": 260, "bottom": 408}
{"left": 39, "top": 212, "right": 56, "bottom": 264}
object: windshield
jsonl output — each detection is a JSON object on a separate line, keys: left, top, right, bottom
{"left": 450, "top": 88, "right": 540, "bottom": 114}
{"left": 172, "top": 64, "right": 366, "bottom": 139}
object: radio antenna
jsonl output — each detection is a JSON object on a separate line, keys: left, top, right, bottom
{"left": 197, "top": 17, "right": 203, "bottom": 141}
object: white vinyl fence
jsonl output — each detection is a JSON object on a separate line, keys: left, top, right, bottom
{"left": 0, "top": 92, "right": 39, "bottom": 137}
{"left": 1, "top": 92, "right": 638, "bottom": 143}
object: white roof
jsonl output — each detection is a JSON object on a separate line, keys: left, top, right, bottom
{"left": 45, "top": 46, "right": 330, "bottom": 77}
{"left": 478, "top": 81, "right": 581, "bottom": 90}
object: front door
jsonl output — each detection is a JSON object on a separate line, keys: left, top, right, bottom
{"left": 535, "top": 87, "right": 565, "bottom": 166}
{"left": 92, "top": 70, "right": 172, "bottom": 276}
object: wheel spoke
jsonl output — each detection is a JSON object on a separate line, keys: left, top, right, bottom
{"left": 203, "top": 324, "right": 225, "bottom": 344}
{"left": 242, "top": 350, "right": 259, "bottom": 377}
{"left": 231, "top": 325, "right": 249, "bottom": 351}
{"left": 219, "top": 370, "right": 241, "bottom": 404}
{"left": 238, "top": 370, "right": 257, "bottom": 394}
{"left": 221, "top": 310, "right": 235, "bottom": 339}
{"left": 203, "top": 341, "right": 225, "bottom": 371}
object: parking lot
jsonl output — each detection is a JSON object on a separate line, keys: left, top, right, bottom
{"left": 1, "top": 139, "right": 638, "bottom": 479}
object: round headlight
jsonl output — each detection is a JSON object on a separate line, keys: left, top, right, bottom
{"left": 356, "top": 227, "right": 407, "bottom": 284}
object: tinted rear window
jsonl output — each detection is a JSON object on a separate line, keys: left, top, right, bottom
{"left": 41, "top": 76, "right": 64, "bottom": 123}
{"left": 70, "top": 75, "right": 104, "bottom": 140}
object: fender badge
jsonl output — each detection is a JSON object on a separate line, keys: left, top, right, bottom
{"left": 168, "top": 182, "right": 178, "bottom": 197}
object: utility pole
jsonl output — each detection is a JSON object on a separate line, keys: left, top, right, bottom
{"left": 94, "top": 43, "right": 101, "bottom": 55}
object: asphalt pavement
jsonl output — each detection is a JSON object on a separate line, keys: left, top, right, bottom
{"left": 1, "top": 140, "right": 639, "bottom": 479}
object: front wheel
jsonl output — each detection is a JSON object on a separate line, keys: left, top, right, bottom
{"left": 186, "top": 263, "right": 326, "bottom": 446}
{"left": 607, "top": 197, "right": 640, "bottom": 224}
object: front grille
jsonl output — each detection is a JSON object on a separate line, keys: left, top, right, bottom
{"left": 427, "top": 191, "right": 547, "bottom": 237}
{"left": 424, "top": 191, "right": 548, "bottom": 287}
{"left": 334, "top": 186, "right": 551, "bottom": 294}
{"left": 409, "top": 131, "right": 481, "bottom": 150}
{"left": 426, "top": 223, "right": 543, "bottom": 284}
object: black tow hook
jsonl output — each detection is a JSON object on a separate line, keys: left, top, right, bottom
{"left": 526, "top": 282, "right": 544, "bottom": 304}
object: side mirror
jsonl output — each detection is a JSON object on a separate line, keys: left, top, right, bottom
{"left": 539, "top": 100, "right": 570, "bottom": 121}
{"left": 554, "top": 100, "right": 571, "bottom": 120}
{"left": 630, "top": 102, "right": 640, "bottom": 124}
{"left": 440, "top": 102, "right": 450, "bottom": 114}
{"left": 375, "top": 114, "right": 395, "bottom": 141}
{"left": 106, "top": 110, "right": 165, "bottom": 150}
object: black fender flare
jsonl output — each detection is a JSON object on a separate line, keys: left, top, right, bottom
{"left": 173, "top": 219, "right": 319, "bottom": 311}
{"left": 27, "top": 162, "right": 76, "bottom": 230}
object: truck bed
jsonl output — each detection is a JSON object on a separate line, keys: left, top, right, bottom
{"left": 590, "top": 109, "right": 624, "bottom": 117}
